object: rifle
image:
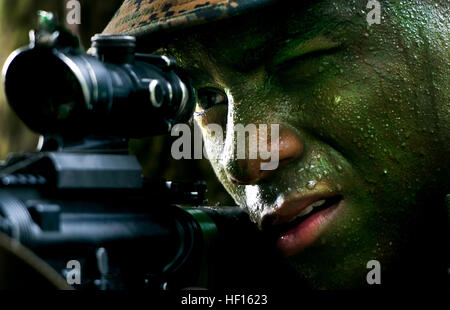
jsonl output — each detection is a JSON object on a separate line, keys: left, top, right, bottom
{"left": 0, "top": 11, "right": 299, "bottom": 290}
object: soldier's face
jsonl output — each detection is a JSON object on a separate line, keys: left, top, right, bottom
{"left": 164, "top": 1, "right": 449, "bottom": 288}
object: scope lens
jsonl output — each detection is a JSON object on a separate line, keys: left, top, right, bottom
{"left": 4, "top": 49, "right": 87, "bottom": 134}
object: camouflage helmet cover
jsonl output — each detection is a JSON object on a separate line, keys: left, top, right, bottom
{"left": 103, "top": 0, "right": 277, "bottom": 37}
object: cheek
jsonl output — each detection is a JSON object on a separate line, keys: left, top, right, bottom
{"left": 194, "top": 113, "right": 227, "bottom": 176}
{"left": 195, "top": 105, "right": 227, "bottom": 128}
{"left": 309, "top": 62, "right": 435, "bottom": 201}
{"left": 194, "top": 105, "right": 228, "bottom": 157}
{"left": 202, "top": 126, "right": 226, "bottom": 162}
{"left": 195, "top": 114, "right": 248, "bottom": 204}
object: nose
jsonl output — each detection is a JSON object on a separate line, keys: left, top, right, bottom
{"left": 225, "top": 126, "right": 303, "bottom": 185}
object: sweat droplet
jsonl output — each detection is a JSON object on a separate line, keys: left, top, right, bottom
{"left": 307, "top": 181, "right": 316, "bottom": 190}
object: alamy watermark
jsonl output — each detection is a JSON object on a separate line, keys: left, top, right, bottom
{"left": 65, "top": 259, "right": 81, "bottom": 285}
{"left": 171, "top": 123, "right": 280, "bottom": 171}
{"left": 366, "top": 260, "right": 381, "bottom": 284}
{"left": 366, "top": 0, "right": 381, "bottom": 25}
{"left": 66, "top": 0, "right": 81, "bottom": 25}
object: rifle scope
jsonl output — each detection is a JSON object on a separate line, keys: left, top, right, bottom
{"left": 2, "top": 32, "right": 195, "bottom": 138}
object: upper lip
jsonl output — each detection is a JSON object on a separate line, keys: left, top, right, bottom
{"left": 261, "top": 189, "right": 341, "bottom": 231}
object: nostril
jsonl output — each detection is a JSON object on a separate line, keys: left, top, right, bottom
{"left": 228, "top": 173, "right": 259, "bottom": 185}
{"left": 228, "top": 175, "right": 246, "bottom": 185}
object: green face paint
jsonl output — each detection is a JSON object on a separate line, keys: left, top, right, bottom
{"left": 162, "top": 0, "right": 449, "bottom": 288}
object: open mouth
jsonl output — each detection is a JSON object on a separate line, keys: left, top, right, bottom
{"left": 264, "top": 195, "right": 343, "bottom": 257}
{"left": 272, "top": 196, "right": 342, "bottom": 234}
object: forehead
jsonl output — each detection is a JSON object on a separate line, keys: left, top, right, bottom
{"left": 163, "top": 1, "right": 351, "bottom": 73}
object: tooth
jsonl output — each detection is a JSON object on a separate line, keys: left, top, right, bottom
{"left": 289, "top": 200, "right": 328, "bottom": 223}
{"left": 310, "top": 199, "right": 326, "bottom": 209}
{"left": 296, "top": 205, "right": 314, "bottom": 218}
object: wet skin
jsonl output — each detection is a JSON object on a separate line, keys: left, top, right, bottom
{"left": 158, "top": 0, "right": 449, "bottom": 288}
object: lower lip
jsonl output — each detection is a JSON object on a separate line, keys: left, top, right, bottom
{"left": 275, "top": 200, "right": 343, "bottom": 257}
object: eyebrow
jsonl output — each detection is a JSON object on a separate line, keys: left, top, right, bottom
{"left": 183, "top": 30, "right": 340, "bottom": 86}
{"left": 230, "top": 20, "right": 344, "bottom": 73}
{"left": 177, "top": 6, "right": 346, "bottom": 82}
{"left": 269, "top": 34, "right": 341, "bottom": 68}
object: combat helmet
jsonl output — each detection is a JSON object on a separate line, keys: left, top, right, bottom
{"left": 103, "top": 0, "right": 277, "bottom": 38}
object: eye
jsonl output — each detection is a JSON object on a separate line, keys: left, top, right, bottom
{"left": 196, "top": 87, "right": 228, "bottom": 110}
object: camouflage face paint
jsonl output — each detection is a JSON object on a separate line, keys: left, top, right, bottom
{"left": 158, "top": 0, "right": 449, "bottom": 288}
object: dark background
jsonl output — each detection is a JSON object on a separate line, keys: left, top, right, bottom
{"left": 0, "top": 0, "right": 234, "bottom": 205}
